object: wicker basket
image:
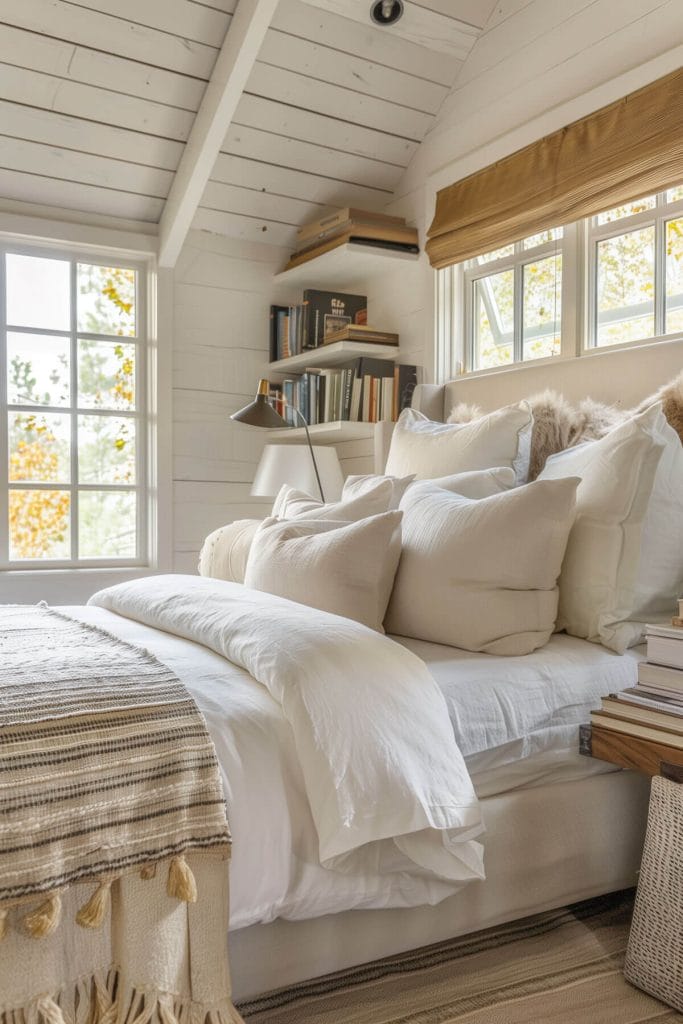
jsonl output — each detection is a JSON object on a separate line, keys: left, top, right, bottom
{"left": 624, "top": 774, "right": 683, "bottom": 1011}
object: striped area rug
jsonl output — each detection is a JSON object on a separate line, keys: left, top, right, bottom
{"left": 239, "top": 891, "right": 683, "bottom": 1023}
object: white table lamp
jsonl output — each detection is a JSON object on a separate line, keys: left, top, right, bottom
{"left": 251, "top": 444, "right": 343, "bottom": 502}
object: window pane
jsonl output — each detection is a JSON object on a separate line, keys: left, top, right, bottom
{"left": 597, "top": 196, "right": 656, "bottom": 224}
{"left": 77, "top": 264, "right": 136, "bottom": 337}
{"left": 9, "top": 412, "right": 70, "bottom": 483}
{"left": 666, "top": 217, "right": 683, "bottom": 334}
{"left": 523, "top": 227, "right": 563, "bottom": 249}
{"left": 473, "top": 270, "right": 514, "bottom": 369}
{"left": 78, "top": 415, "right": 136, "bottom": 485}
{"left": 79, "top": 490, "right": 136, "bottom": 559}
{"left": 78, "top": 339, "right": 135, "bottom": 410}
{"left": 9, "top": 489, "right": 70, "bottom": 560}
{"left": 667, "top": 186, "right": 683, "bottom": 203}
{"left": 6, "top": 254, "right": 70, "bottom": 330}
{"left": 474, "top": 243, "right": 515, "bottom": 265}
{"left": 523, "top": 254, "right": 562, "bottom": 360}
{"left": 596, "top": 226, "right": 655, "bottom": 346}
{"left": 7, "top": 333, "right": 70, "bottom": 407}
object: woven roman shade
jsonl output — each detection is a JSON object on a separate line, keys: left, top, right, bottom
{"left": 426, "top": 68, "right": 683, "bottom": 269}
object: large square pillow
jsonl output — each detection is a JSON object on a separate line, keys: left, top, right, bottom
{"left": 244, "top": 511, "right": 402, "bottom": 631}
{"left": 385, "top": 477, "right": 578, "bottom": 655}
{"left": 384, "top": 404, "right": 532, "bottom": 484}
{"left": 342, "top": 472, "right": 415, "bottom": 509}
{"left": 198, "top": 519, "right": 261, "bottom": 582}
{"left": 539, "top": 402, "right": 683, "bottom": 653}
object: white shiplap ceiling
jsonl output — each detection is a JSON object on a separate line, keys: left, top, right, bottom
{"left": 0, "top": 0, "right": 496, "bottom": 261}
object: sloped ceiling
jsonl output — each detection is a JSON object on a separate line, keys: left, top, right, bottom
{"left": 0, "top": 0, "right": 496, "bottom": 256}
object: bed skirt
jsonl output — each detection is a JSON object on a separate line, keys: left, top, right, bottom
{"left": 0, "top": 853, "right": 243, "bottom": 1024}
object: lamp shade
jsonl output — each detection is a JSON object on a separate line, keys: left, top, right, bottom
{"left": 251, "top": 444, "right": 344, "bottom": 501}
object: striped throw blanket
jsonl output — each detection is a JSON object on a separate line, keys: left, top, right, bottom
{"left": 0, "top": 604, "right": 231, "bottom": 938}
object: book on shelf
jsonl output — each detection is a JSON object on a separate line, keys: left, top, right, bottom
{"left": 267, "top": 361, "right": 418, "bottom": 427}
{"left": 303, "top": 289, "right": 367, "bottom": 350}
{"left": 615, "top": 687, "right": 683, "bottom": 714}
{"left": 296, "top": 207, "right": 405, "bottom": 247}
{"left": 589, "top": 710, "right": 683, "bottom": 749}
{"left": 637, "top": 660, "right": 683, "bottom": 692}
{"left": 646, "top": 625, "right": 683, "bottom": 671}
{"left": 600, "top": 694, "right": 683, "bottom": 731}
{"left": 322, "top": 324, "right": 399, "bottom": 347}
{"left": 281, "top": 230, "right": 419, "bottom": 273}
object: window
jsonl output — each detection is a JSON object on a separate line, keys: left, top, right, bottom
{"left": 1, "top": 246, "right": 147, "bottom": 568}
{"left": 439, "top": 184, "right": 683, "bottom": 377}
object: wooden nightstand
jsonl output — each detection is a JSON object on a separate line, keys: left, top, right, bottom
{"left": 580, "top": 722, "right": 683, "bottom": 779}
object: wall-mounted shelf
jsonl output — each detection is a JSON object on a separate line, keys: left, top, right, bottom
{"left": 269, "top": 340, "right": 398, "bottom": 373}
{"left": 265, "top": 420, "right": 377, "bottom": 443}
{"left": 274, "top": 242, "right": 419, "bottom": 290}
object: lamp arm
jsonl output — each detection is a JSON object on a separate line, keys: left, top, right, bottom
{"left": 290, "top": 407, "right": 325, "bottom": 503}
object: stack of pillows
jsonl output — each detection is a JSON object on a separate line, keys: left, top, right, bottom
{"left": 199, "top": 398, "right": 683, "bottom": 657}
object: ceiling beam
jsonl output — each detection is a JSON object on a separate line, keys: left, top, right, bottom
{"left": 158, "top": 0, "right": 279, "bottom": 268}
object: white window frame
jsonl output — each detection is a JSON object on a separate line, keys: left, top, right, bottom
{"left": 436, "top": 186, "right": 683, "bottom": 382}
{"left": 0, "top": 240, "right": 153, "bottom": 571}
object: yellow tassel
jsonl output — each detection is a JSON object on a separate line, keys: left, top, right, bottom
{"left": 25, "top": 891, "right": 62, "bottom": 938}
{"left": 76, "top": 878, "right": 112, "bottom": 929}
{"left": 167, "top": 854, "right": 197, "bottom": 903}
{"left": 140, "top": 862, "right": 157, "bottom": 880}
{"left": 0, "top": 907, "right": 8, "bottom": 941}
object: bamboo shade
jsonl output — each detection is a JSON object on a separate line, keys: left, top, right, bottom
{"left": 426, "top": 68, "right": 683, "bottom": 269}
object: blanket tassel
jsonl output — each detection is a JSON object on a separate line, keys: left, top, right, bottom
{"left": 167, "top": 854, "right": 197, "bottom": 903}
{"left": 0, "top": 907, "right": 8, "bottom": 941}
{"left": 76, "top": 878, "right": 112, "bottom": 929}
{"left": 25, "top": 891, "right": 62, "bottom": 938}
{"left": 37, "top": 997, "right": 66, "bottom": 1024}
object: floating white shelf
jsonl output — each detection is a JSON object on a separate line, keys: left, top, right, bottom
{"left": 265, "top": 420, "right": 379, "bottom": 443}
{"left": 274, "top": 242, "right": 419, "bottom": 290}
{"left": 269, "top": 340, "right": 398, "bottom": 372}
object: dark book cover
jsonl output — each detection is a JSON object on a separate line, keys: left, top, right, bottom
{"left": 395, "top": 364, "right": 418, "bottom": 413}
{"left": 302, "top": 289, "right": 368, "bottom": 349}
{"left": 269, "top": 304, "right": 288, "bottom": 362}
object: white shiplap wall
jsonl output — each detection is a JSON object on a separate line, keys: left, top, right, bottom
{"left": 171, "top": 228, "right": 285, "bottom": 571}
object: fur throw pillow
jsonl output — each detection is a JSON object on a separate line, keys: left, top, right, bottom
{"left": 447, "top": 370, "right": 683, "bottom": 480}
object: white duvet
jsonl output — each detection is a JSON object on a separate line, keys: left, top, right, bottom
{"left": 84, "top": 575, "right": 484, "bottom": 926}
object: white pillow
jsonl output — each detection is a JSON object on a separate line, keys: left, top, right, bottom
{"left": 272, "top": 478, "right": 394, "bottom": 521}
{"left": 539, "top": 402, "right": 683, "bottom": 653}
{"left": 385, "top": 476, "right": 578, "bottom": 655}
{"left": 245, "top": 512, "right": 403, "bottom": 631}
{"left": 430, "top": 466, "right": 516, "bottom": 497}
{"left": 342, "top": 473, "right": 415, "bottom": 509}
{"left": 385, "top": 404, "right": 533, "bottom": 484}
{"left": 198, "top": 519, "right": 261, "bottom": 583}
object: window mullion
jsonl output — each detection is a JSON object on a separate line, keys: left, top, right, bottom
{"left": 0, "top": 250, "right": 8, "bottom": 567}
{"left": 513, "top": 261, "right": 523, "bottom": 362}
{"left": 654, "top": 210, "right": 666, "bottom": 336}
{"left": 69, "top": 260, "right": 79, "bottom": 562}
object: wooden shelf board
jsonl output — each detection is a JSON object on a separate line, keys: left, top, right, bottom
{"left": 274, "top": 242, "right": 419, "bottom": 290}
{"left": 265, "top": 420, "right": 380, "bottom": 443}
{"left": 269, "top": 340, "right": 398, "bottom": 372}
{"left": 587, "top": 722, "right": 683, "bottom": 776}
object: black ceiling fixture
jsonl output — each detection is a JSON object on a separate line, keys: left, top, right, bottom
{"left": 370, "top": 0, "right": 404, "bottom": 26}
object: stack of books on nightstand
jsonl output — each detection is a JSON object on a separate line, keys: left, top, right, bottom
{"left": 591, "top": 612, "right": 683, "bottom": 751}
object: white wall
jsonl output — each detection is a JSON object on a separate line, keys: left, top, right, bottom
{"left": 171, "top": 229, "right": 287, "bottom": 572}
{"left": 373, "top": 0, "right": 683, "bottom": 383}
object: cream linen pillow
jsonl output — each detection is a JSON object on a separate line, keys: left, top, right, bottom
{"left": 342, "top": 473, "right": 415, "bottom": 509}
{"left": 430, "top": 466, "right": 515, "bottom": 496}
{"left": 385, "top": 477, "right": 579, "bottom": 655}
{"left": 245, "top": 511, "right": 403, "bottom": 631}
{"left": 384, "top": 404, "right": 533, "bottom": 484}
{"left": 539, "top": 403, "right": 683, "bottom": 653}
{"left": 272, "top": 478, "right": 394, "bottom": 521}
{"left": 198, "top": 519, "right": 261, "bottom": 583}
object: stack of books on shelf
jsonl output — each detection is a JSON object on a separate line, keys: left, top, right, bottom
{"left": 281, "top": 207, "right": 419, "bottom": 272}
{"left": 270, "top": 290, "right": 368, "bottom": 360}
{"left": 591, "top": 607, "right": 683, "bottom": 753}
{"left": 268, "top": 358, "right": 417, "bottom": 427}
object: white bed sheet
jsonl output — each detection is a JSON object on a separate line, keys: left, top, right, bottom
{"left": 394, "top": 633, "right": 644, "bottom": 796}
{"left": 63, "top": 607, "right": 642, "bottom": 929}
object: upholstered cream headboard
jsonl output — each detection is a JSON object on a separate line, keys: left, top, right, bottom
{"left": 412, "top": 337, "right": 683, "bottom": 423}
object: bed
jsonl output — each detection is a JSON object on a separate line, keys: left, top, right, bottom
{"left": 5, "top": 344, "right": 681, "bottom": 1012}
